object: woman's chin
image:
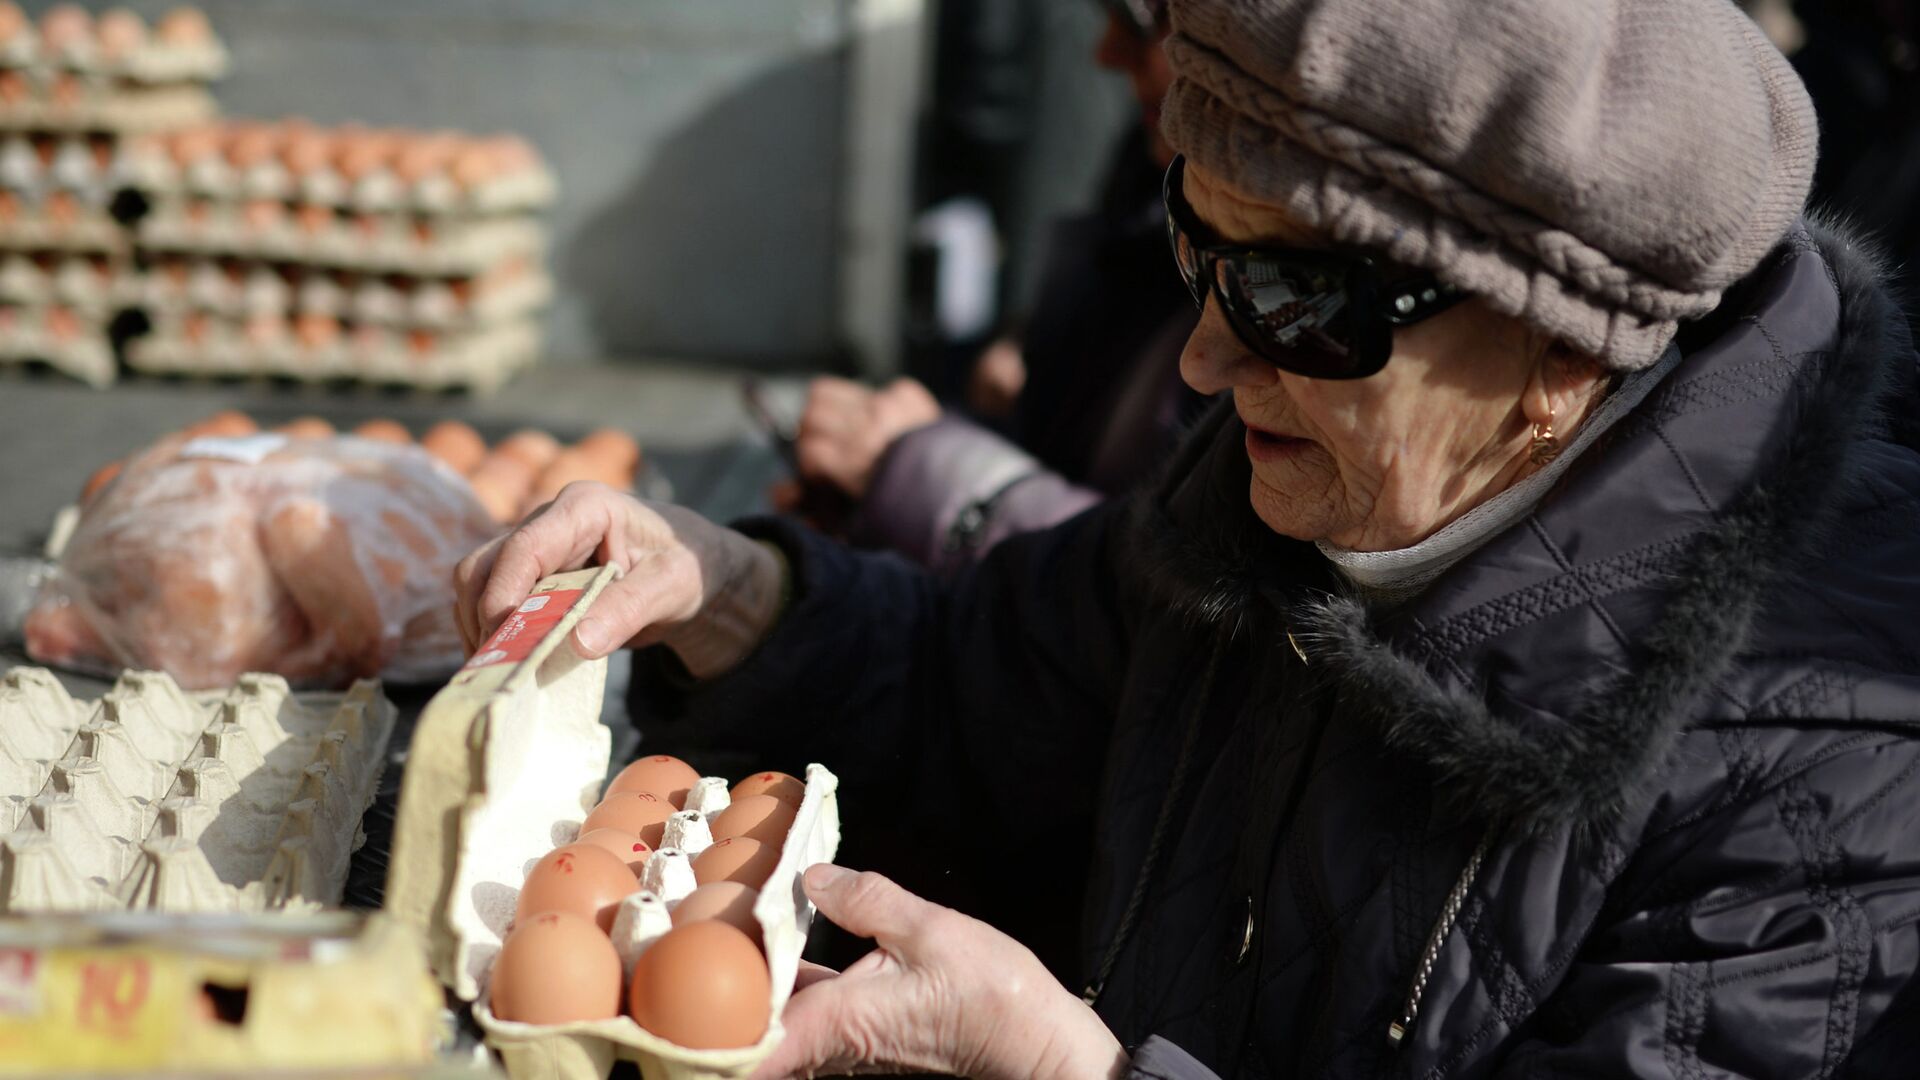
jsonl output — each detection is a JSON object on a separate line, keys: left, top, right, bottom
{"left": 1246, "top": 474, "right": 1339, "bottom": 542}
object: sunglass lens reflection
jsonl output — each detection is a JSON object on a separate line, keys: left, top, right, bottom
{"left": 1218, "top": 257, "right": 1357, "bottom": 368}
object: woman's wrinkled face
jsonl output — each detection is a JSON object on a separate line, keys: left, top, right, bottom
{"left": 1176, "top": 162, "right": 1597, "bottom": 551}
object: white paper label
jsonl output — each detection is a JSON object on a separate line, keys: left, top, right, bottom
{"left": 178, "top": 434, "right": 290, "bottom": 464}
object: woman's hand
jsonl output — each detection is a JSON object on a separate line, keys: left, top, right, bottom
{"left": 791, "top": 377, "right": 940, "bottom": 499}
{"left": 752, "top": 866, "right": 1128, "bottom": 1080}
{"left": 452, "top": 482, "right": 785, "bottom": 679}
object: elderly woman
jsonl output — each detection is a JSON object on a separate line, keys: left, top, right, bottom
{"left": 457, "top": 0, "right": 1920, "bottom": 1075}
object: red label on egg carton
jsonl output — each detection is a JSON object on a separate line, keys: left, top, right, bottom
{"left": 464, "top": 588, "right": 587, "bottom": 669}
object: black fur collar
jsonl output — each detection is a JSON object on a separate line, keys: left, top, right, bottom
{"left": 1128, "top": 216, "right": 1916, "bottom": 835}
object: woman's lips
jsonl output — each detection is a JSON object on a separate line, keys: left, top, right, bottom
{"left": 1244, "top": 425, "right": 1310, "bottom": 463}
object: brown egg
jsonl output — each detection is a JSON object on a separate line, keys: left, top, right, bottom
{"left": 156, "top": 6, "right": 212, "bottom": 45}
{"left": 494, "top": 429, "right": 561, "bottom": 472}
{"left": 670, "top": 881, "right": 762, "bottom": 950}
{"left": 39, "top": 5, "right": 91, "bottom": 50}
{"left": 574, "top": 828, "right": 651, "bottom": 879}
{"left": 490, "top": 911, "right": 622, "bottom": 1025}
{"left": 275, "top": 416, "right": 335, "bottom": 440}
{"left": 693, "top": 837, "right": 780, "bottom": 890}
{"left": 293, "top": 313, "right": 340, "bottom": 349}
{"left": 581, "top": 792, "right": 675, "bottom": 850}
{"left": 352, "top": 418, "right": 412, "bottom": 444}
{"left": 181, "top": 410, "right": 258, "bottom": 439}
{"left": 575, "top": 427, "right": 642, "bottom": 475}
{"left": 81, "top": 459, "right": 122, "bottom": 504}
{"left": 627, "top": 922, "right": 771, "bottom": 1049}
{"left": 420, "top": 419, "right": 486, "bottom": 474}
{"left": 450, "top": 144, "right": 499, "bottom": 189}
{"left": 731, "top": 771, "right": 805, "bottom": 810}
{"left": 707, "top": 794, "right": 796, "bottom": 849}
{"left": 281, "top": 134, "right": 332, "bottom": 178}
{"left": 606, "top": 754, "right": 701, "bottom": 809}
{"left": 96, "top": 9, "right": 146, "bottom": 59}
{"left": 522, "top": 448, "right": 602, "bottom": 514}
{"left": 0, "top": 5, "right": 26, "bottom": 43}
{"left": 514, "top": 842, "right": 638, "bottom": 934}
{"left": 467, "top": 452, "right": 536, "bottom": 524}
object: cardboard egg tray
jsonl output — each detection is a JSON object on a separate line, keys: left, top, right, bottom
{"left": 125, "top": 259, "right": 553, "bottom": 333}
{"left": 0, "top": 213, "right": 128, "bottom": 254}
{"left": 387, "top": 566, "right": 843, "bottom": 1080}
{"left": 126, "top": 315, "right": 540, "bottom": 394}
{"left": 0, "top": 911, "right": 450, "bottom": 1077}
{"left": 0, "top": 667, "right": 397, "bottom": 914}
{"left": 121, "top": 148, "right": 555, "bottom": 219}
{"left": 137, "top": 211, "right": 548, "bottom": 278}
{"left": 0, "top": 85, "right": 219, "bottom": 134}
{"left": 0, "top": 19, "right": 228, "bottom": 85}
{"left": 0, "top": 253, "right": 125, "bottom": 311}
{"left": 0, "top": 304, "right": 112, "bottom": 385}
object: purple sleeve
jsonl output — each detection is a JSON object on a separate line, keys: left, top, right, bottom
{"left": 1126, "top": 1037, "right": 1222, "bottom": 1080}
{"left": 849, "top": 416, "right": 1104, "bottom": 577}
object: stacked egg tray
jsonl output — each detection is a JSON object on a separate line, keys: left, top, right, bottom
{"left": 119, "top": 120, "right": 554, "bottom": 392}
{"left": 0, "top": 665, "right": 396, "bottom": 914}
{"left": 387, "top": 566, "right": 843, "bottom": 1080}
{"left": 0, "top": 6, "right": 226, "bottom": 135}
{"left": 0, "top": 6, "right": 225, "bottom": 388}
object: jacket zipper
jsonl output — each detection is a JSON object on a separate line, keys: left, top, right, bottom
{"left": 1387, "top": 832, "right": 1493, "bottom": 1048}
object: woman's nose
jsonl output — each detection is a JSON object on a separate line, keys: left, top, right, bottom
{"left": 1180, "top": 300, "right": 1279, "bottom": 394}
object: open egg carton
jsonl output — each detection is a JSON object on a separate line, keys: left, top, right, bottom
{"left": 387, "top": 566, "right": 842, "bottom": 1080}
{"left": 0, "top": 5, "right": 226, "bottom": 135}
{"left": 0, "top": 666, "right": 397, "bottom": 914}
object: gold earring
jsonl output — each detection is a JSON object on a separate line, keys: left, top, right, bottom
{"left": 1529, "top": 403, "right": 1559, "bottom": 465}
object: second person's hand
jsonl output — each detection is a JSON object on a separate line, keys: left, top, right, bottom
{"left": 453, "top": 482, "right": 786, "bottom": 679}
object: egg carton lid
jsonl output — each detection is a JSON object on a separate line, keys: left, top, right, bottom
{"left": 0, "top": 668, "right": 398, "bottom": 915}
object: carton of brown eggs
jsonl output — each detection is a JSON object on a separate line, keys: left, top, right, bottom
{"left": 387, "top": 566, "right": 842, "bottom": 1080}
{"left": 0, "top": 666, "right": 396, "bottom": 913}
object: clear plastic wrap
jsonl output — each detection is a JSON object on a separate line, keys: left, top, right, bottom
{"left": 24, "top": 433, "right": 501, "bottom": 689}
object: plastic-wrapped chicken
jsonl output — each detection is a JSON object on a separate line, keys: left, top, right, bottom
{"left": 24, "top": 432, "right": 501, "bottom": 690}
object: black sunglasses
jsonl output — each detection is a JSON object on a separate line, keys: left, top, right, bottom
{"left": 1163, "top": 154, "right": 1466, "bottom": 379}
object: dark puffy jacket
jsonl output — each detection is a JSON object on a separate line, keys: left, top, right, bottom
{"left": 643, "top": 219, "right": 1920, "bottom": 1077}
{"left": 850, "top": 125, "right": 1204, "bottom": 575}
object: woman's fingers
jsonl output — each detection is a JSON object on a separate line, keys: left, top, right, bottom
{"left": 566, "top": 544, "right": 700, "bottom": 658}
{"left": 791, "top": 958, "right": 840, "bottom": 993}
{"left": 800, "top": 865, "right": 935, "bottom": 953}
{"left": 457, "top": 482, "right": 653, "bottom": 653}
{"left": 452, "top": 535, "right": 507, "bottom": 653}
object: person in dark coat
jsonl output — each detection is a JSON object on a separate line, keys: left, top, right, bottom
{"left": 456, "top": 0, "right": 1920, "bottom": 1075}
{"left": 778, "top": 1, "right": 1205, "bottom": 576}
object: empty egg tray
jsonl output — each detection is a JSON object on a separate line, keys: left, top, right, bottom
{"left": 0, "top": 666, "right": 396, "bottom": 913}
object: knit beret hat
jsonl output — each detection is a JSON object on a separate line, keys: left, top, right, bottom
{"left": 1160, "top": 0, "right": 1819, "bottom": 370}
